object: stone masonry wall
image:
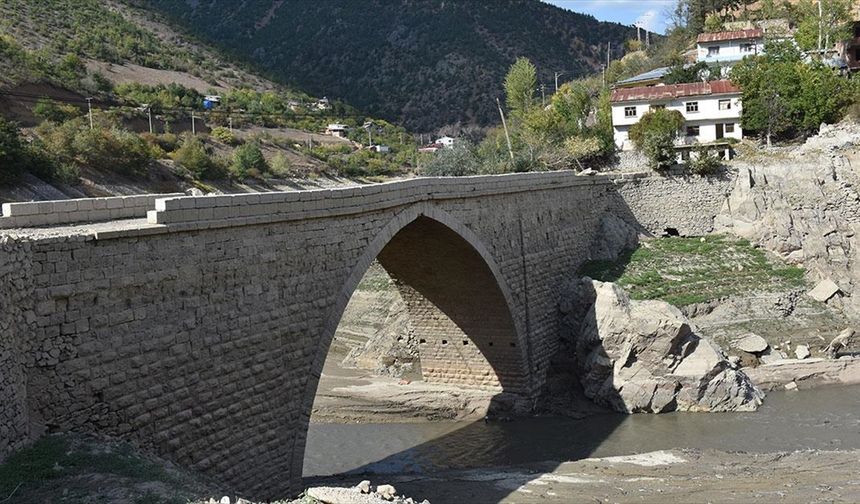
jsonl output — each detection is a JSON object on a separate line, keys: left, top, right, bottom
{"left": 0, "top": 170, "right": 732, "bottom": 497}
{"left": 0, "top": 237, "right": 33, "bottom": 462}
{"left": 612, "top": 171, "right": 736, "bottom": 237}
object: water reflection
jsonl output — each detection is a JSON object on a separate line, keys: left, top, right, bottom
{"left": 304, "top": 386, "right": 860, "bottom": 477}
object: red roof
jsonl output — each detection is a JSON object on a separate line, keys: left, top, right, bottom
{"left": 610, "top": 80, "right": 740, "bottom": 103}
{"left": 697, "top": 28, "right": 763, "bottom": 43}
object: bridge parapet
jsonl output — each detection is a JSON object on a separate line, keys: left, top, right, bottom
{"left": 0, "top": 193, "right": 183, "bottom": 229}
{"left": 147, "top": 172, "right": 616, "bottom": 231}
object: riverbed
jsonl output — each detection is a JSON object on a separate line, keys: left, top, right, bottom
{"left": 304, "top": 385, "right": 860, "bottom": 477}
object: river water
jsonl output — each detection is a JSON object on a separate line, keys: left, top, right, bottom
{"left": 303, "top": 385, "right": 860, "bottom": 477}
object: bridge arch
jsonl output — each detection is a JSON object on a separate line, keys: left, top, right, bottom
{"left": 290, "top": 203, "right": 530, "bottom": 485}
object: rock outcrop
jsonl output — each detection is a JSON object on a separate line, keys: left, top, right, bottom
{"left": 570, "top": 279, "right": 764, "bottom": 413}
{"left": 713, "top": 142, "right": 860, "bottom": 320}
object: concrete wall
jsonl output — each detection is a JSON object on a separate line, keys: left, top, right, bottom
{"left": 0, "top": 170, "right": 732, "bottom": 497}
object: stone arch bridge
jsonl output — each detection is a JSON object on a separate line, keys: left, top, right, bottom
{"left": 0, "top": 171, "right": 729, "bottom": 498}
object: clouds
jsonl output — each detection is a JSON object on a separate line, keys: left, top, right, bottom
{"left": 544, "top": 0, "right": 675, "bottom": 34}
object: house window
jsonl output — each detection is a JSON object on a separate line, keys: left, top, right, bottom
{"left": 741, "top": 43, "right": 755, "bottom": 53}
{"left": 719, "top": 99, "right": 731, "bottom": 110}
{"left": 687, "top": 125, "right": 700, "bottom": 137}
{"left": 708, "top": 46, "right": 720, "bottom": 56}
{"left": 624, "top": 106, "right": 637, "bottom": 118}
{"left": 724, "top": 123, "right": 735, "bottom": 133}
{"left": 686, "top": 101, "right": 699, "bottom": 113}
{"left": 652, "top": 104, "right": 666, "bottom": 110}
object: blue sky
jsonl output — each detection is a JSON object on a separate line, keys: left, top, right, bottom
{"left": 544, "top": 0, "right": 676, "bottom": 34}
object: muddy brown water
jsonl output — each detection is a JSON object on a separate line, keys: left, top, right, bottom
{"left": 303, "top": 385, "right": 860, "bottom": 477}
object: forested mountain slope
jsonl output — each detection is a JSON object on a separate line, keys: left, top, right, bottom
{"left": 135, "top": 0, "right": 640, "bottom": 131}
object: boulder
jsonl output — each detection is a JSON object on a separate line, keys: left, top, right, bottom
{"left": 733, "top": 333, "right": 769, "bottom": 354}
{"left": 307, "top": 487, "right": 389, "bottom": 504}
{"left": 795, "top": 344, "right": 811, "bottom": 360}
{"left": 591, "top": 214, "right": 639, "bottom": 262}
{"left": 807, "top": 279, "right": 841, "bottom": 303}
{"left": 356, "top": 480, "right": 371, "bottom": 494}
{"left": 572, "top": 279, "right": 764, "bottom": 413}
{"left": 375, "top": 484, "right": 397, "bottom": 501}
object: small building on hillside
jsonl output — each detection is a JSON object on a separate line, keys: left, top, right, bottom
{"left": 435, "top": 136, "right": 455, "bottom": 149}
{"left": 696, "top": 28, "right": 764, "bottom": 64}
{"left": 315, "top": 97, "right": 332, "bottom": 111}
{"left": 369, "top": 144, "right": 390, "bottom": 153}
{"left": 610, "top": 80, "right": 742, "bottom": 151}
{"left": 326, "top": 123, "right": 349, "bottom": 138}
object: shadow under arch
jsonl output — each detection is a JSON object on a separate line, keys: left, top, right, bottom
{"left": 290, "top": 202, "right": 532, "bottom": 489}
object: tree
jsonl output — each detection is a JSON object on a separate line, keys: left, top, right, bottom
{"left": 628, "top": 109, "right": 685, "bottom": 171}
{"left": 731, "top": 40, "right": 852, "bottom": 145}
{"left": 504, "top": 57, "right": 537, "bottom": 118}
{"left": 231, "top": 142, "right": 269, "bottom": 178}
{"left": 793, "top": 0, "right": 852, "bottom": 51}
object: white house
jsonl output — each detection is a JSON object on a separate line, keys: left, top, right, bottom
{"left": 369, "top": 144, "right": 390, "bottom": 153}
{"left": 610, "top": 80, "right": 742, "bottom": 151}
{"left": 434, "top": 136, "right": 455, "bottom": 149}
{"left": 325, "top": 123, "right": 349, "bottom": 138}
{"left": 696, "top": 29, "right": 764, "bottom": 65}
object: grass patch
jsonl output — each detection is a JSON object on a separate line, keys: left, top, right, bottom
{"left": 0, "top": 434, "right": 177, "bottom": 499}
{"left": 580, "top": 235, "right": 806, "bottom": 307}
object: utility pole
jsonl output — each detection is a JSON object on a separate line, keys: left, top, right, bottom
{"left": 86, "top": 97, "right": 93, "bottom": 130}
{"left": 496, "top": 97, "right": 514, "bottom": 160}
{"left": 191, "top": 112, "right": 196, "bottom": 135}
{"left": 228, "top": 116, "right": 233, "bottom": 133}
{"left": 540, "top": 83, "right": 546, "bottom": 108}
{"left": 554, "top": 71, "right": 565, "bottom": 92}
{"left": 607, "top": 41, "right": 611, "bottom": 70}
{"left": 637, "top": 24, "right": 641, "bottom": 44}
{"left": 147, "top": 107, "right": 153, "bottom": 134}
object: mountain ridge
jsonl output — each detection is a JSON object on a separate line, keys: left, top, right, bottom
{"left": 135, "top": 0, "right": 640, "bottom": 131}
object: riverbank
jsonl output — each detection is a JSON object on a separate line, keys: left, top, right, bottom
{"left": 307, "top": 448, "right": 860, "bottom": 503}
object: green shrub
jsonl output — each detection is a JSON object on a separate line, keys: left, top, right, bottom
{"left": 269, "top": 153, "right": 294, "bottom": 177}
{"left": 231, "top": 142, "right": 269, "bottom": 179}
{"left": 421, "top": 143, "right": 480, "bottom": 176}
{"left": 32, "top": 98, "right": 81, "bottom": 123}
{"left": 687, "top": 148, "right": 722, "bottom": 175}
{"left": 0, "top": 117, "right": 27, "bottom": 184}
{"left": 210, "top": 126, "right": 238, "bottom": 145}
{"left": 173, "top": 136, "right": 226, "bottom": 179}
{"left": 628, "top": 109, "right": 683, "bottom": 172}
{"left": 71, "top": 128, "right": 153, "bottom": 176}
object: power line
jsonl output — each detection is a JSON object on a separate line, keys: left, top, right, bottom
{"left": 0, "top": 90, "right": 391, "bottom": 122}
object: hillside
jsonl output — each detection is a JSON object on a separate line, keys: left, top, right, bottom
{"left": 0, "top": 0, "right": 420, "bottom": 201}
{"left": 134, "top": 0, "right": 640, "bottom": 132}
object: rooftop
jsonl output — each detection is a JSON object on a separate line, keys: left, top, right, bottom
{"left": 610, "top": 80, "right": 740, "bottom": 103}
{"left": 616, "top": 66, "right": 670, "bottom": 86}
{"left": 697, "top": 29, "right": 763, "bottom": 44}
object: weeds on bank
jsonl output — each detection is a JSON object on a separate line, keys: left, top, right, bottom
{"left": 0, "top": 434, "right": 182, "bottom": 503}
{"left": 580, "top": 235, "right": 806, "bottom": 306}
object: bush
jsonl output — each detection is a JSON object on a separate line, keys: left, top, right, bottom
{"left": 421, "top": 143, "right": 480, "bottom": 176}
{"left": 32, "top": 98, "right": 81, "bottom": 123}
{"left": 0, "top": 117, "right": 27, "bottom": 184}
{"left": 563, "top": 136, "right": 603, "bottom": 165}
{"left": 628, "top": 109, "right": 683, "bottom": 172}
{"left": 71, "top": 128, "right": 153, "bottom": 176}
{"left": 231, "top": 142, "right": 269, "bottom": 179}
{"left": 173, "top": 136, "right": 226, "bottom": 179}
{"left": 210, "top": 126, "right": 238, "bottom": 145}
{"left": 269, "top": 153, "right": 294, "bottom": 177}
{"left": 628, "top": 109, "right": 684, "bottom": 150}
{"left": 687, "top": 148, "right": 722, "bottom": 175}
